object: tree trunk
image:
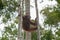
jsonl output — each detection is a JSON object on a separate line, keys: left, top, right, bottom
{"left": 25, "top": 0, "right": 31, "bottom": 40}
{"left": 18, "top": 0, "right": 24, "bottom": 40}
{"left": 35, "top": 0, "right": 41, "bottom": 40}
{"left": 26, "top": 32, "right": 31, "bottom": 40}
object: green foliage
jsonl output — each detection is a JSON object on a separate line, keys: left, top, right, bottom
{"left": 2, "top": 17, "right": 8, "bottom": 23}
{"left": 56, "top": 0, "right": 60, "bottom": 4}
{"left": 0, "top": 0, "right": 4, "bottom": 10}
{"left": 2, "top": 13, "right": 11, "bottom": 23}
{"left": 40, "top": 1, "right": 60, "bottom": 39}
{"left": 56, "top": 28, "right": 60, "bottom": 36}
{"left": 0, "top": 23, "right": 18, "bottom": 40}
{"left": 4, "top": 23, "right": 17, "bottom": 35}
{"left": 31, "top": 32, "right": 37, "bottom": 40}
{"left": 41, "top": 7, "right": 60, "bottom": 26}
{"left": 0, "top": 0, "right": 18, "bottom": 40}
{"left": 4, "top": 0, "right": 18, "bottom": 12}
{"left": 41, "top": 30, "right": 54, "bottom": 40}
{"left": 5, "top": 13, "right": 10, "bottom": 19}
{"left": 44, "top": 11, "right": 60, "bottom": 26}
{"left": 5, "top": 27, "right": 12, "bottom": 34}
{"left": 1, "top": 36, "right": 9, "bottom": 40}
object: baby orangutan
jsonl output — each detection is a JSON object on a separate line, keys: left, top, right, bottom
{"left": 22, "top": 13, "right": 37, "bottom": 32}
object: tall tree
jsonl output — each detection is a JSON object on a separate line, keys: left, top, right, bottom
{"left": 18, "top": 0, "right": 23, "bottom": 40}
{"left": 25, "top": 0, "right": 31, "bottom": 40}
{"left": 35, "top": 0, "right": 41, "bottom": 40}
